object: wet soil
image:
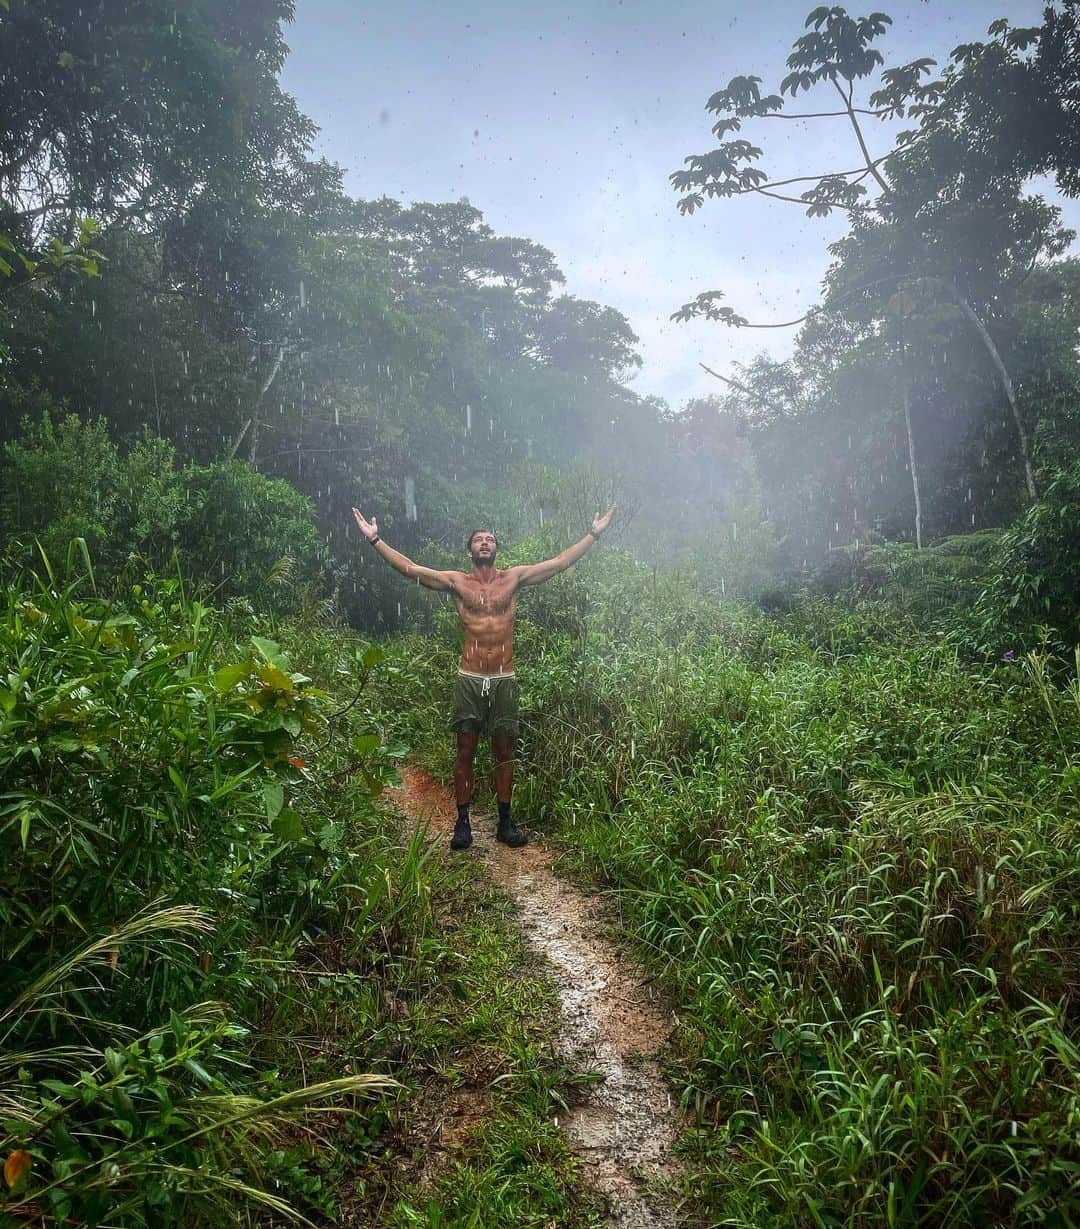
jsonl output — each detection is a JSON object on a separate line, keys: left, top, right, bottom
{"left": 388, "top": 765, "right": 682, "bottom": 1228}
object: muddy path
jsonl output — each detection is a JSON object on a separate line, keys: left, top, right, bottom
{"left": 388, "top": 766, "right": 682, "bottom": 1228}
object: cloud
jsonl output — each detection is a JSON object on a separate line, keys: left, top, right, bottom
{"left": 549, "top": 141, "right": 845, "bottom": 407}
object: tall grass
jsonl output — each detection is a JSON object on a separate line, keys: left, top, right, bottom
{"left": 0, "top": 551, "right": 438, "bottom": 1224}
{"left": 380, "top": 551, "right": 1080, "bottom": 1225}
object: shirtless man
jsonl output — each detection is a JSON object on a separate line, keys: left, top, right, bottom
{"left": 350, "top": 505, "right": 617, "bottom": 850}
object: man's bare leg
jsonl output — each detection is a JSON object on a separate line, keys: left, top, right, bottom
{"left": 492, "top": 733, "right": 514, "bottom": 804}
{"left": 492, "top": 733, "right": 526, "bottom": 847}
{"left": 454, "top": 731, "right": 479, "bottom": 805}
{"left": 451, "top": 731, "right": 479, "bottom": 850}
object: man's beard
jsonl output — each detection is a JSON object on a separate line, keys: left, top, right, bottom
{"left": 471, "top": 548, "right": 496, "bottom": 565}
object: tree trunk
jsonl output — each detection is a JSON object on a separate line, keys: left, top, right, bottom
{"left": 901, "top": 363, "right": 923, "bottom": 549}
{"left": 952, "top": 295, "right": 1037, "bottom": 502}
{"left": 927, "top": 282, "right": 1038, "bottom": 503}
{"left": 245, "top": 345, "right": 286, "bottom": 469}
{"left": 227, "top": 418, "right": 251, "bottom": 460}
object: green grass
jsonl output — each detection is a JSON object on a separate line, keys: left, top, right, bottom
{"left": 373, "top": 554, "right": 1080, "bottom": 1228}
{"left": 0, "top": 556, "right": 600, "bottom": 1227}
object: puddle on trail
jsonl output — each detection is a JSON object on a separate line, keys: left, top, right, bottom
{"left": 389, "top": 765, "right": 681, "bottom": 1228}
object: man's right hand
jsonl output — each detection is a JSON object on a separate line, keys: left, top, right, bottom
{"left": 352, "top": 507, "right": 379, "bottom": 542}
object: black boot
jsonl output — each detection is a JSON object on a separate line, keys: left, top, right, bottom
{"left": 450, "top": 804, "right": 473, "bottom": 851}
{"left": 496, "top": 800, "right": 527, "bottom": 848}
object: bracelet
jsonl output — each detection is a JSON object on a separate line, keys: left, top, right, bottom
{"left": 588, "top": 529, "right": 601, "bottom": 541}
{"left": 369, "top": 534, "right": 380, "bottom": 546}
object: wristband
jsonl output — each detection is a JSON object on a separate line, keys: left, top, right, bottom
{"left": 369, "top": 534, "right": 380, "bottom": 546}
{"left": 588, "top": 529, "right": 601, "bottom": 541}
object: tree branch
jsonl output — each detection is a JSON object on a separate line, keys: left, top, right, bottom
{"left": 751, "top": 186, "right": 875, "bottom": 215}
{"left": 761, "top": 107, "right": 889, "bottom": 120}
{"left": 832, "top": 76, "right": 892, "bottom": 196}
{"left": 699, "top": 363, "right": 766, "bottom": 401}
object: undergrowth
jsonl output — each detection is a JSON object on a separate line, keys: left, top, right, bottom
{"left": 379, "top": 547, "right": 1080, "bottom": 1228}
{"left": 0, "top": 549, "right": 596, "bottom": 1227}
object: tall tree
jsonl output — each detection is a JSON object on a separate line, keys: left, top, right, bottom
{"left": 670, "top": 5, "right": 1076, "bottom": 525}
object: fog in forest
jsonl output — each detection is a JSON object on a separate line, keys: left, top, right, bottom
{"left": 4, "top": 0, "right": 1079, "bottom": 630}
{"left": 3, "top": 6, "right": 1080, "bottom": 1223}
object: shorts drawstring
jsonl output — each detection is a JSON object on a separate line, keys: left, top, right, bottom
{"left": 481, "top": 676, "right": 491, "bottom": 698}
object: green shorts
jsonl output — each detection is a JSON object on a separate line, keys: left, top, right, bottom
{"left": 451, "top": 672, "right": 519, "bottom": 737}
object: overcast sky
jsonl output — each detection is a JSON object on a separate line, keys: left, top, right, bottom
{"left": 280, "top": 0, "right": 1076, "bottom": 409}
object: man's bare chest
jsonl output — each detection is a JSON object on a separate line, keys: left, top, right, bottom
{"left": 456, "top": 579, "right": 517, "bottom": 618}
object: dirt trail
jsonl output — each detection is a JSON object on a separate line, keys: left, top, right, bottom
{"left": 389, "top": 766, "right": 682, "bottom": 1228}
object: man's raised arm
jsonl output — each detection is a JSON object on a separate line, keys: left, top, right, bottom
{"left": 514, "top": 506, "right": 617, "bottom": 587}
{"left": 351, "top": 508, "right": 458, "bottom": 592}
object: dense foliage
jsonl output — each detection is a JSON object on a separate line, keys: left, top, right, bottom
{"left": 0, "top": 556, "right": 600, "bottom": 1225}
{"left": 0, "top": 414, "right": 327, "bottom": 611}
{"left": 2, "top": 0, "right": 1079, "bottom": 1224}
{"left": 0, "top": 555, "right": 390, "bottom": 1220}
{"left": 384, "top": 548, "right": 1080, "bottom": 1226}
{"left": 4, "top": 2, "right": 1078, "bottom": 619}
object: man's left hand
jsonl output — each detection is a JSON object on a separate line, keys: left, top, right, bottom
{"left": 592, "top": 505, "right": 617, "bottom": 536}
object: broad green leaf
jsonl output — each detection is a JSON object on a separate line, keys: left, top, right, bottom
{"left": 251, "top": 636, "right": 287, "bottom": 668}
{"left": 214, "top": 660, "right": 252, "bottom": 691}
{"left": 183, "top": 1058, "right": 214, "bottom": 1086}
{"left": 263, "top": 782, "right": 284, "bottom": 821}
{"left": 257, "top": 663, "right": 294, "bottom": 692}
{"left": 271, "top": 808, "right": 305, "bottom": 842}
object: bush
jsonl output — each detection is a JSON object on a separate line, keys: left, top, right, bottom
{"left": 0, "top": 413, "right": 328, "bottom": 614}
{"left": 0, "top": 413, "right": 181, "bottom": 573}
{"left": 177, "top": 460, "right": 327, "bottom": 611}
{"left": 987, "top": 463, "right": 1080, "bottom": 646}
{"left": 0, "top": 557, "right": 406, "bottom": 1224}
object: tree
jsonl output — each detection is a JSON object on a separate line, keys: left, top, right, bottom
{"left": 0, "top": 0, "right": 313, "bottom": 241}
{"left": 670, "top": 5, "right": 1077, "bottom": 529}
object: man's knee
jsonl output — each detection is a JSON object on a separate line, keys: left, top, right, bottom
{"left": 491, "top": 735, "right": 515, "bottom": 766}
{"left": 456, "top": 731, "right": 480, "bottom": 764}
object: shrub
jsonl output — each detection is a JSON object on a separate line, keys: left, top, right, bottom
{"left": 0, "top": 413, "right": 328, "bottom": 614}
{"left": 176, "top": 460, "right": 327, "bottom": 611}
{"left": 986, "top": 462, "right": 1080, "bottom": 646}
{"left": 0, "top": 413, "right": 178, "bottom": 572}
{"left": 0, "top": 557, "right": 405, "bottom": 1224}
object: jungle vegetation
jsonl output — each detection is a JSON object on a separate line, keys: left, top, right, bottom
{"left": 2, "top": 2, "right": 1080, "bottom": 1224}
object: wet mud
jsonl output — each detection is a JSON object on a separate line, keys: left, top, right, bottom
{"left": 388, "top": 765, "right": 682, "bottom": 1228}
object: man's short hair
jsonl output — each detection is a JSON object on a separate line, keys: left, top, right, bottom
{"left": 466, "top": 528, "right": 499, "bottom": 551}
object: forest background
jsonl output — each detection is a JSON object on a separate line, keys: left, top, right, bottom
{"left": 2, "top": 2, "right": 1080, "bottom": 1226}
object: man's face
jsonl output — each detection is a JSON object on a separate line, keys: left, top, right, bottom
{"left": 469, "top": 531, "right": 497, "bottom": 565}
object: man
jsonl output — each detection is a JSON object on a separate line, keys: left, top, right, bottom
{"left": 350, "top": 505, "right": 617, "bottom": 850}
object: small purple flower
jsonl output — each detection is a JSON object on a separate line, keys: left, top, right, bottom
{"left": 1003, "top": 650, "right": 1015, "bottom": 661}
